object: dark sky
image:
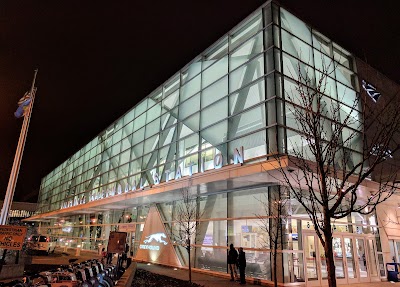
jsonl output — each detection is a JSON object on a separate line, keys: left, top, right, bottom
{"left": 0, "top": 1, "right": 399, "bottom": 203}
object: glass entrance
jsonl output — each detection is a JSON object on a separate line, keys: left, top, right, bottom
{"left": 303, "top": 232, "right": 378, "bottom": 285}
{"left": 303, "top": 233, "right": 327, "bottom": 286}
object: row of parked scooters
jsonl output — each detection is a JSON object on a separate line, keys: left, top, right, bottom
{"left": 1, "top": 259, "right": 124, "bottom": 287}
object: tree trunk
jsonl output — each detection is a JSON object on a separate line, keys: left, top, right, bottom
{"left": 273, "top": 249, "right": 278, "bottom": 287}
{"left": 187, "top": 238, "right": 192, "bottom": 283}
{"left": 323, "top": 221, "right": 337, "bottom": 287}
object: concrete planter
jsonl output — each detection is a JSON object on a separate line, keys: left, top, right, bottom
{"left": 0, "top": 263, "right": 25, "bottom": 280}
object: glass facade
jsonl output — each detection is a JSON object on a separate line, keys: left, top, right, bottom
{"left": 37, "top": 3, "right": 359, "bottom": 215}
{"left": 34, "top": 2, "right": 381, "bottom": 285}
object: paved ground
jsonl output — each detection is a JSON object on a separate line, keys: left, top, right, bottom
{"left": 3, "top": 248, "right": 400, "bottom": 287}
{"left": 137, "top": 262, "right": 400, "bottom": 287}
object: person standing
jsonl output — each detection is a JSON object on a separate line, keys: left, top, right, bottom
{"left": 101, "top": 248, "right": 107, "bottom": 264}
{"left": 107, "top": 251, "right": 113, "bottom": 264}
{"left": 238, "top": 247, "right": 246, "bottom": 285}
{"left": 228, "top": 243, "right": 239, "bottom": 281}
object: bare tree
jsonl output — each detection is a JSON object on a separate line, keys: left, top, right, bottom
{"left": 173, "top": 183, "right": 204, "bottom": 283}
{"left": 272, "top": 60, "right": 400, "bottom": 287}
{"left": 256, "top": 186, "right": 289, "bottom": 287}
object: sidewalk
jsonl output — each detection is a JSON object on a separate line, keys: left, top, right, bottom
{"left": 137, "top": 263, "right": 400, "bottom": 287}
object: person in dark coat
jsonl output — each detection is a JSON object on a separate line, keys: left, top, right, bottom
{"left": 107, "top": 252, "right": 113, "bottom": 264}
{"left": 227, "top": 243, "right": 239, "bottom": 281}
{"left": 238, "top": 247, "right": 246, "bottom": 284}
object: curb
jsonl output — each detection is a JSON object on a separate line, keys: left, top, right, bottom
{"left": 116, "top": 262, "right": 137, "bottom": 287}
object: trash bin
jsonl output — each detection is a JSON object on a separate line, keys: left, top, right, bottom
{"left": 387, "top": 263, "right": 400, "bottom": 282}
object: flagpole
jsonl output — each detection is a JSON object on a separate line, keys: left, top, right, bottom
{"left": 0, "top": 69, "right": 38, "bottom": 225}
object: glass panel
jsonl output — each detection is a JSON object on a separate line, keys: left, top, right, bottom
{"left": 230, "top": 12, "right": 262, "bottom": 51}
{"left": 230, "top": 31, "right": 263, "bottom": 71}
{"left": 201, "top": 120, "right": 228, "bottom": 147}
{"left": 282, "top": 29, "right": 313, "bottom": 65}
{"left": 146, "top": 104, "right": 161, "bottom": 123}
{"left": 203, "top": 37, "right": 228, "bottom": 69}
{"left": 283, "top": 252, "right": 305, "bottom": 283}
{"left": 131, "top": 127, "right": 145, "bottom": 146}
{"left": 282, "top": 52, "right": 315, "bottom": 85}
{"left": 201, "top": 76, "right": 228, "bottom": 108}
{"left": 228, "top": 105, "right": 265, "bottom": 139}
{"left": 356, "top": 238, "right": 368, "bottom": 278}
{"left": 332, "top": 237, "right": 345, "bottom": 279}
{"left": 182, "top": 112, "right": 200, "bottom": 134}
{"left": 344, "top": 237, "right": 356, "bottom": 279}
{"left": 133, "top": 113, "right": 146, "bottom": 131}
{"left": 182, "top": 57, "right": 202, "bottom": 83}
{"left": 367, "top": 239, "right": 378, "bottom": 277}
{"left": 337, "top": 82, "right": 357, "bottom": 110}
{"left": 333, "top": 44, "right": 353, "bottom": 69}
{"left": 202, "top": 57, "right": 228, "bottom": 88}
{"left": 178, "top": 133, "right": 199, "bottom": 158}
{"left": 316, "top": 71, "right": 337, "bottom": 100}
{"left": 229, "top": 54, "right": 264, "bottom": 93}
{"left": 180, "top": 93, "right": 200, "bottom": 119}
{"left": 228, "top": 130, "right": 266, "bottom": 160}
{"left": 229, "top": 78, "right": 265, "bottom": 116}
{"left": 200, "top": 98, "right": 227, "bottom": 129}
{"left": 123, "top": 109, "right": 135, "bottom": 125}
{"left": 163, "top": 75, "right": 180, "bottom": 97}
{"left": 145, "top": 118, "right": 160, "bottom": 138}
{"left": 336, "top": 65, "right": 357, "bottom": 89}
{"left": 314, "top": 49, "right": 334, "bottom": 75}
{"left": 318, "top": 239, "right": 328, "bottom": 279}
{"left": 280, "top": 8, "right": 312, "bottom": 44}
{"left": 143, "top": 135, "right": 159, "bottom": 155}
{"left": 304, "top": 235, "right": 318, "bottom": 281}
{"left": 180, "top": 74, "right": 201, "bottom": 101}
{"left": 163, "top": 90, "right": 179, "bottom": 110}
{"left": 312, "top": 30, "right": 331, "bottom": 56}
{"left": 135, "top": 99, "right": 148, "bottom": 117}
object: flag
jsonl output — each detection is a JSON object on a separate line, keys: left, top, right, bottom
{"left": 14, "top": 92, "right": 32, "bottom": 118}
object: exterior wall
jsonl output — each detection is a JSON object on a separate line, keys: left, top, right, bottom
{"left": 356, "top": 58, "right": 400, "bottom": 270}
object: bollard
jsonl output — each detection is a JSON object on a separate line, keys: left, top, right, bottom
{"left": 75, "top": 245, "right": 81, "bottom": 256}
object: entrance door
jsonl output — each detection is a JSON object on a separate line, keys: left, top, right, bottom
{"left": 303, "top": 233, "right": 328, "bottom": 286}
{"left": 355, "top": 237, "right": 369, "bottom": 281}
{"left": 303, "top": 233, "right": 378, "bottom": 286}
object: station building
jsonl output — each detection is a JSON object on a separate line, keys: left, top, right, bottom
{"left": 27, "top": 1, "right": 400, "bottom": 285}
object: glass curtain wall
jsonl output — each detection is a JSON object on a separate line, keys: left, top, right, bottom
{"left": 275, "top": 7, "right": 361, "bottom": 164}
{"left": 36, "top": 2, "right": 361, "bottom": 216}
{"left": 37, "top": 8, "right": 275, "bottom": 214}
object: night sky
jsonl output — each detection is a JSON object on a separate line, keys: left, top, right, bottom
{"left": 0, "top": 1, "right": 399, "bottom": 203}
